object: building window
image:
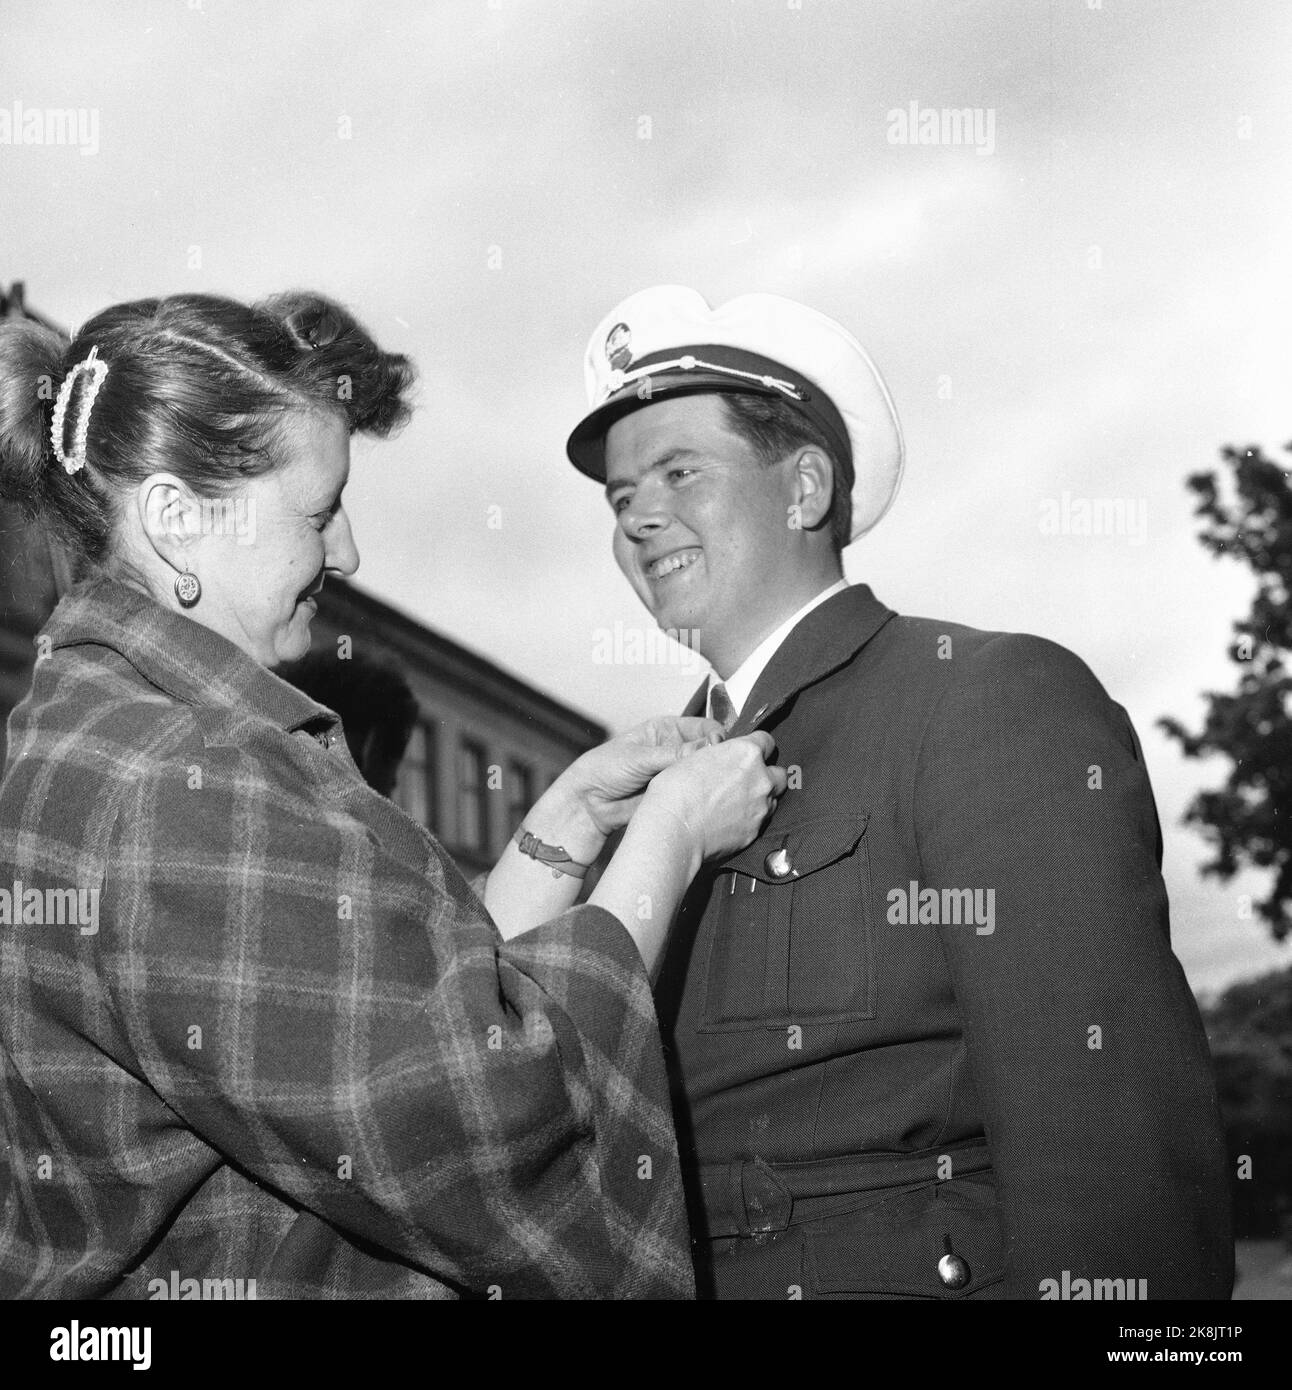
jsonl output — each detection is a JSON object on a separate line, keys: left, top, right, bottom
{"left": 394, "top": 719, "right": 438, "bottom": 831}
{"left": 507, "top": 760, "right": 534, "bottom": 838}
{"left": 457, "top": 738, "right": 489, "bottom": 853}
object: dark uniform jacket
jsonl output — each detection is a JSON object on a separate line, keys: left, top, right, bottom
{"left": 654, "top": 583, "right": 1233, "bottom": 1300}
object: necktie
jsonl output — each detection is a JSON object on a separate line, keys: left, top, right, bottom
{"left": 708, "top": 681, "right": 738, "bottom": 732}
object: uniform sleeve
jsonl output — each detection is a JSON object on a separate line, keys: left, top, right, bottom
{"left": 913, "top": 633, "right": 1233, "bottom": 1299}
{"left": 98, "top": 738, "right": 694, "bottom": 1300}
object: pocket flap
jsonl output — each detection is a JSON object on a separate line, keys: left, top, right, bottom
{"left": 720, "top": 813, "right": 870, "bottom": 884}
{"left": 805, "top": 1177, "right": 1005, "bottom": 1298}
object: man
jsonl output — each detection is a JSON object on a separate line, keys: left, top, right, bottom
{"left": 564, "top": 285, "right": 1233, "bottom": 1300}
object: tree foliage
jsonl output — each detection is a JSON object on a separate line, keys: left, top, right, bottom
{"left": 1199, "top": 964, "right": 1292, "bottom": 1238}
{"left": 1160, "top": 444, "right": 1292, "bottom": 942}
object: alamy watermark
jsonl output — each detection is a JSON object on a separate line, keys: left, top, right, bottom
{"left": 148, "top": 1271, "right": 257, "bottom": 1300}
{"left": 591, "top": 622, "right": 704, "bottom": 669}
{"left": 49, "top": 1323, "right": 150, "bottom": 1369}
{"left": 1038, "top": 492, "right": 1148, "bottom": 545}
{"left": 0, "top": 100, "right": 100, "bottom": 156}
{"left": 0, "top": 880, "right": 98, "bottom": 936}
{"left": 886, "top": 880, "right": 995, "bottom": 935}
{"left": 186, "top": 495, "right": 257, "bottom": 545}
{"left": 1040, "top": 1270, "right": 1148, "bottom": 1300}
{"left": 886, "top": 101, "right": 995, "bottom": 156}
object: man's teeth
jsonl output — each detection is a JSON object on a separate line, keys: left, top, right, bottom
{"left": 648, "top": 551, "right": 700, "bottom": 579}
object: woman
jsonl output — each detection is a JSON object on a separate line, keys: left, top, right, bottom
{"left": 0, "top": 292, "right": 784, "bottom": 1299}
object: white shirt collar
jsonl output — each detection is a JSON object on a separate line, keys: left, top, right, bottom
{"left": 708, "top": 578, "right": 849, "bottom": 718}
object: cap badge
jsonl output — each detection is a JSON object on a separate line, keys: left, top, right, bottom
{"left": 604, "top": 322, "right": 633, "bottom": 371}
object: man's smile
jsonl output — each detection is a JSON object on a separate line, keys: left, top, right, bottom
{"left": 644, "top": 547, "right": 703, "bottom": 582}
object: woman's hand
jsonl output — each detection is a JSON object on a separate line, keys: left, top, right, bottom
{"left": 558, "top": 716, "right": 727, "bottom": 836}
{"left": 586, "top": 732, "right": 787, "bottom": 973}
{"left": 484, "top": 716, "right": 727, "bottom": 941}
{"left": 637, "top": 731, "right": 788, "bottom": 866}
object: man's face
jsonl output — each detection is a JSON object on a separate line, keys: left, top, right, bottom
{"left": 603, "top": 394, "right": 797, "bottom": 663}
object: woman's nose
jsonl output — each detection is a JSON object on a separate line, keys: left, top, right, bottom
{"left": 327, "top": 509, "right": 360, "bottom": 577}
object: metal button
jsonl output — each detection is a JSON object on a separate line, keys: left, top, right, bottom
{"left": 764, "top": 847, "right": 794, "bottom": 879}
{"left": 937, "top": 1253, "right": 970, "bottom": 1289}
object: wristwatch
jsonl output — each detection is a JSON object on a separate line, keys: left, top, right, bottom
{"left": 512, "top": 825, "right": 593, "bottom": 880}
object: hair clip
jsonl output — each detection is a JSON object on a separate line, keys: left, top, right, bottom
{"left": 50, "top": 345, "right": 110, "bottom": 475}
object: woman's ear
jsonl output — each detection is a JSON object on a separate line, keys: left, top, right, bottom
{"left": 791, "top": 447, "right": 835, "bottom": 533}
{"left": 137, "top": 475, "right": 203, "bottom": 566}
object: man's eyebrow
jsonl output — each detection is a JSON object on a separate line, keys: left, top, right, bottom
{"left": 604, "top": 448, "right": 699, "bottom": 498}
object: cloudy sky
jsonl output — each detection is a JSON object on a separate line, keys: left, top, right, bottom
{"left": 3, "top": 0, "right": 1290, "bottom": 995}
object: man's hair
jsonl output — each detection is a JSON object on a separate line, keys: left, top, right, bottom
{"left": 719, "top": 393, "right": 852, "bottom": 552}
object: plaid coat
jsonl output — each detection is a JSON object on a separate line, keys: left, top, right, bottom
{"left": 0, "top": 576, "right": 694, "bottom": 1300}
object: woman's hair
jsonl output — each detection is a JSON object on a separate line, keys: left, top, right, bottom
{"left": 0, "top": 291, "right": 415, "bottom": 567}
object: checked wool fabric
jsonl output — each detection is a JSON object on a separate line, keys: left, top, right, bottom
{"left": 0, "top": 576, "right": 694, "bottom": 1300}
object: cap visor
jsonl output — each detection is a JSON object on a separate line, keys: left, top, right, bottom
{"left": 566, "top": 372, "right": 787, "bottom": 480}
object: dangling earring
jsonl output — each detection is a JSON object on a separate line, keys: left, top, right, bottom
{"left": 174, "top": 565, "right": 202, "bottom": 609}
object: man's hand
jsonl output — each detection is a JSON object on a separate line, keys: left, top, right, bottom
{"left": 562, "top": 716, "right": 726, "bottom": 835}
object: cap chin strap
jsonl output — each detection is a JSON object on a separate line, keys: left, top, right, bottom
{"left": 604, "top": 354, "right": 808, "bottom": 402}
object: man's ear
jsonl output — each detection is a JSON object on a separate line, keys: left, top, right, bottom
{"left": 790, "top": 448, "right": 835, "bottom": 533}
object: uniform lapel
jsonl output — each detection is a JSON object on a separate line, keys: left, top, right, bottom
{"left": 683, "top": 681, "right": 708, "bottom": 719}
{"left": 727, "top": 584, "right": 895, "bottom": 735}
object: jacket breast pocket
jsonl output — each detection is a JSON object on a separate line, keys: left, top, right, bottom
{"left": 700, "top": 813, "right": 875, "bottom": 1032}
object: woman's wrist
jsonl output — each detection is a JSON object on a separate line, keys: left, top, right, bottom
{"left": 623, "top": 795, "right": 704, "bottom": 884}
{"left": 520, "top": 778, "right": 606, "bottom": 867}
{"left": 587, "top": 796, "right": 703, "bottom": 974}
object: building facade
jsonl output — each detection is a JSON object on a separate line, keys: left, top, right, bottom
{"left": 0, "top": 283, "right": 606, "bottom": 878}
{"left": 304, "top": 581, "right": 605, "bottom": 878}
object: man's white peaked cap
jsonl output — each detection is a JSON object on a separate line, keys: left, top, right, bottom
{"left": 565, "top": 284, "right": 904, "bottom": 540}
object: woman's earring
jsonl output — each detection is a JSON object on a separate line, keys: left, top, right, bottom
{"left": 174, "top": 567, "right": 202, "bottom": 609}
